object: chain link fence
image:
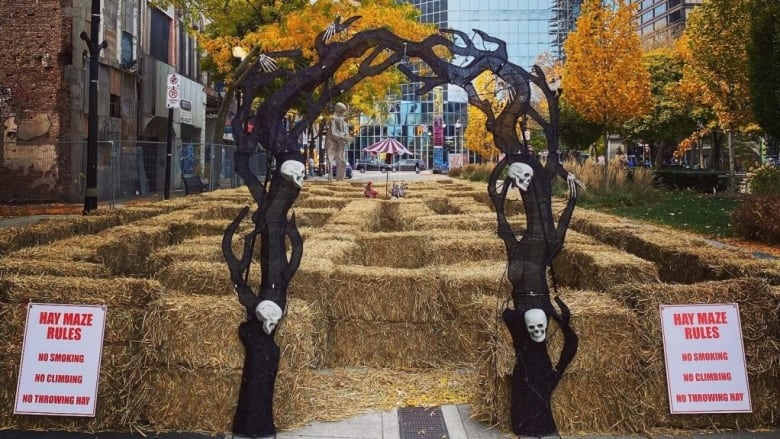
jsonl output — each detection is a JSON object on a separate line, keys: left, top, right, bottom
{"left": 0, "top": 140, "right": 269, "bottom": 205}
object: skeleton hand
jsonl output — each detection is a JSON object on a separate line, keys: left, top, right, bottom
{"left": 323, "top": 23, "right": 337, "bottom": 42}
{"left": 566, "top": 173, "right": 585, "bottom": 199}
{"left": 257, "top": 53, "right": 277, "bottom": 72}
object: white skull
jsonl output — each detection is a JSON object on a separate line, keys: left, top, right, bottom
{"left": 508, "top": 162, "right": 534, "bottom": 191}
{"left": 280, "top": 160, "right": 305, "bottom": 188}
{"left": 255, "top": 300, "right": 283, "bottom": 335}
{"left": 524, "top": 308, "right": 547, "bottom": 343}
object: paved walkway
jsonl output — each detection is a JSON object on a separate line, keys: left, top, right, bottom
{"left": 0, "top": 405, "right": 777, "bottom": 439}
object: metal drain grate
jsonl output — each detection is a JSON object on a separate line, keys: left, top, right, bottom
{"left": 398, "top": 406, "right": 449, "bottom": 439}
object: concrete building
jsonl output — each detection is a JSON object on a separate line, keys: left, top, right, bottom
{"left": 0, "top": 0, "right": 214, "bottom": 203}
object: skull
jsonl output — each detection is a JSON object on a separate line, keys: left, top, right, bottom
{"left": 280, "top": 160, "right": 305, "bottom": 188}
{"left": 508, "top": 162, "right": 534, "bottom": 191}
{"left": 255, "top": 300, "right": 283, "bottom": 335}
{"left": 524, "top": 308, "right": 547, "bottom": 343}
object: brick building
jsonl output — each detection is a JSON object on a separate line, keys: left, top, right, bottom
{"left": 0, "top": 0, "right": 212, "bottom": 204}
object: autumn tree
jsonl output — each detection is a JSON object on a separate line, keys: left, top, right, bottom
{"left": 562, "top": 0, "right": 651, "bottom": 184}
{"left": 748, "top": 0, "right": 780, "bottom": 152}
{"left": 621, "top": 48, "right": 706, "bottom": 167}
{"left": 680, "top": 0, "right": 753, "bottom": 192}
{"left": 463, "top": 71, "right": 501, "bottom": 162}
{"left": 154, "top": 0, "right": 434, "bottom": 145}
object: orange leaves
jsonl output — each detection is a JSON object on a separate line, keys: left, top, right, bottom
{"left": 562, "top": 0, "right": 651, "bottom": 129}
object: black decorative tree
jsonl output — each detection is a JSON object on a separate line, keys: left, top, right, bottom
{"left": 222, "top": 18, "right": 578, "bottom": 438}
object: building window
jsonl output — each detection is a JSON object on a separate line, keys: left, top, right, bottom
{"left": 150, "top": 9, "right": 170, "bottom": 63}
{"left": 109, "top": 94, "right": 121, "bottom": 118}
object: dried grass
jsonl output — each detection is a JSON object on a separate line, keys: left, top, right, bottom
{"left": 553, "top": 242, "right": 660, "bottom": 291}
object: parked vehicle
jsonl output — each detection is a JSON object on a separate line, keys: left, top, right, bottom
{"left": 354, "top": 158, "right": 390, "bottom": 173}
{"left": 332, "top": 163, "right": 353, "bottom": 179}
{"left": 432, "top": 162, "right": 449, "bottom": 174}
{"left": 390, "top": 158, "right": 426, "bottom": 172}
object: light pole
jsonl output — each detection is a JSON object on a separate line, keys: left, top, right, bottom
{"left": 80, "top": 0, "right": 107, "bottom": 213}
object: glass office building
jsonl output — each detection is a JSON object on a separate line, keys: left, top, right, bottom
{"left": 351, "top": 1, "right": 556, "bottom": 168}
{"left": 628, "top": 0, "right": 704, "bottom": 49}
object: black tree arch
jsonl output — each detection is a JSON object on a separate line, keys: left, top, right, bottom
{"left": 222, "top": 18, "right": 578, "bottom": 438}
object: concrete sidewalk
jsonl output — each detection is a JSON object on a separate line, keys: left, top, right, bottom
{"left": 1, "top": 405, "right": 777, "bottom": 439}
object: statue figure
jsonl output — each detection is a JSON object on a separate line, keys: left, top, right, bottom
{"left": 325, "top": 102, "right": 353, "bottom": 180}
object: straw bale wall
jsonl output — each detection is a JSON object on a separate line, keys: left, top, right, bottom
{"left": 569, "top": 209, "right": 780, "bottom": 285}
{"left": 470, "top": 290, "right": 649, "bottom": 434}
{"left": 1, "top": 180, "right": 778, "bottom": 436}
{"left": 553, "top": 242, "right": 660, "bottom": 290}
{"left": 607, "top": 279, "right": 780, "bottom": 430}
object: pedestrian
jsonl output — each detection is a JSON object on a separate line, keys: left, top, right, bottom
{"left": 308, "top": 157, "right": 315, "bottom": 177}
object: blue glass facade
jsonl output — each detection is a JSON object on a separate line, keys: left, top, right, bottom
{"left": 351, "top": 1, "right": 555, "bottom": 168}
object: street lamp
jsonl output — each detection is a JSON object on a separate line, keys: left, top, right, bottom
{"left": 454, "top": 119, "right": 462, "bottom": 167}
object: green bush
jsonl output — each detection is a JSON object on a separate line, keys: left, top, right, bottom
{"left": 730, "top": 195, "right": 780, "bottom": 244}
{"left": 652, "top": 169, "right": 728, "bottom": 193}
{"left": 746, "top": 165, "right": 780, "bottom": 195}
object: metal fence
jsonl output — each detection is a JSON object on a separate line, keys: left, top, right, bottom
{"left": 0, "top": 140, "right": 269, "bottom": 205}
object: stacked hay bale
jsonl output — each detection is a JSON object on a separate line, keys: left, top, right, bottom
{"left": 608, "top": 279, "right": 780, "bottom": 430}
{"left": 0, "top": 275, "right": 165, "bottom": 432}
{"left": 569, "top": 209, "right": 780, "bottom": 285}
{"left": 553, "top": 230, "right": 661, "bottom": 290}
{"left": 139, "top": 295, "right": 325, "bottom": 432}
{"left": 468, "top": 289, "right": 648, "bottom": 434}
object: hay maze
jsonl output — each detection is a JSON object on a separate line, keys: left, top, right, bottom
{"left": 0, "top": 180, "right": 778, "bottom": 435}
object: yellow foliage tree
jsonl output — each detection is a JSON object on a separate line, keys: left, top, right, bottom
{"left": 678, "top": 0, "right": 754, "bottom": 192}
{"left": 562, "top": 0, "right": 651, "bottom": 184}
{"left": 463, "top": 71, "right": 501, "bottom": 162}
{"left": 158, "top": 0, "right": 435, "bottom": 144}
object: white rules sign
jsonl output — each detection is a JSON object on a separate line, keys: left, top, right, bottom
{"left": 660, "top": 303, "right": 752, "bottom": 414}
{"left": 15, "top": 303, "right": 107, "bottom": 416}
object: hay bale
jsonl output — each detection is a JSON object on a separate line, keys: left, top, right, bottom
{"left": 0, "top": 258, "right": 110, "bottom": 278}
{"left": 287, "top": 256, "right": 334, "bottom": 304}
{"left": 0, "top": 219, "right": 80, "bottom": 257}
{"left": 553, "top": 242, "right": 660, "bottom": 291}
{"left": 291, "top": 207, "right": 339, "bottom": 228}
{"left": 409, "top": 213, "right": 496, "bottom": 232}
{"left": 94, "top": 225, "right": 173, "bottom": 276}
{"left": 147, "top": 235, "right": 225, "bottom": 273}
{"left": 328, "top": 265, "right": 467, "bottom": 322}
{"left": 470, "top": 290, "right": 648, "bottom": 434}
{"left": 320, "top": 199, "right": 379, "bottom": 232}
{"left": 191, "top": 203, "right": 247, "bottom": 221}
{"left": 142, "top": 296, "right": 323, "bottom": 371}
{"left": 140, "top": 365, "right": 473, "bottom": 434}
{"left": 326, "top": 319, "right": 470, "bottom": 369}
{"left": 438, "top": 260, "right": 510, "bottom": 300}
{"left": 295, "top": 196, "right": 349, "bottom": 210}
{"left": 427, "top": 232, "right": 505, "bottom": 265}
{"left": 0, "top": 275, "right": 165, "bottom": 307}
{"left": 0, "top": 301, "right": 141, "bottom": 348}
{"left": 8, "top": 233, "right": 107, "bottom": 262}
{"left": 569, "top": 209, "right": 780, "bottom": 284}
{"left": 0, "top": 344, "right": 147, "bottom": 432}
{"left": 608, "top": 279, "right": 780, "bottom": 430}
{"left": 155, "top": 260, "right": 248, "bottom": 296}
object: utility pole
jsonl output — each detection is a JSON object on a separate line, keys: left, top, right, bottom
{"left": 81, "top": 0, "right": 107, "bottom": 214}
